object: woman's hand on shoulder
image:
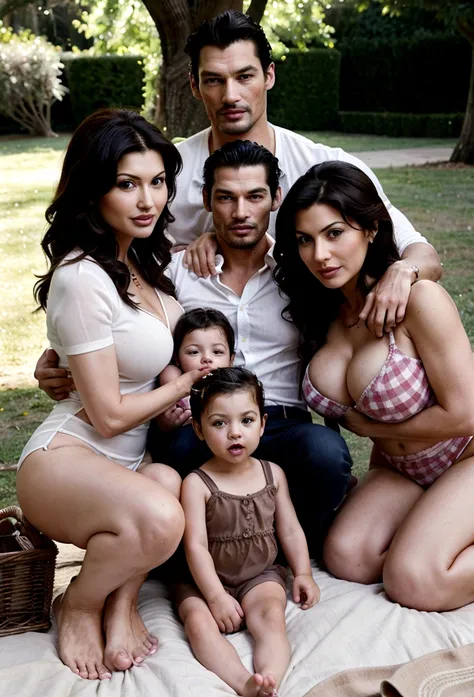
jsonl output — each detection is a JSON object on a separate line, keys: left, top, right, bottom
{"left": 183, "top": 233, "right": 218, "bottom": 277}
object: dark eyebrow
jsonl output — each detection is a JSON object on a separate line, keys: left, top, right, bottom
{"left": 117, "top": 169, "right": 166, "bottom": 179}
{"left": 208, "top": 409, "right": 258, "bottom": 419}
{"left": 236, "top": 65, "right": 257, "bottom": 74}
{"left": 296, "top": 221, "right": 345, "bottom": 235}
{"left": 214, "top": 187, "right": 268, "bottom": 196}
{"left": 201, "top": 65, "right": 258, "bottom": 78}
{"left": 320, "top": 221, "right": 345, "bottom": 232}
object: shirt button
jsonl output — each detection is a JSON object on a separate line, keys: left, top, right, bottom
{"left": 246, "top": 514, "right": 252, "bottom": 520}
{"left": 242, "top": 499, "right": 249, "bottom": 506}
{"left": 243, "top": 530, "right": 250, "bottom": 538}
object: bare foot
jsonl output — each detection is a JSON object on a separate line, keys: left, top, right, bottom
{"left": 54, "top": 589, "right": 111, "bottom": 680}
{"left": 242, "top": 673, "right": 277, "bottom": 697}
{"left": 103, "top": 590, "right": 158, "bottom": 671}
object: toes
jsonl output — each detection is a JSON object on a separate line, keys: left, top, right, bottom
{"left": 148, "top": 632, "right": 159, "bottom": 646}
{"left": 106, "top": 649, "right": 133, "bottom": 671}
{"left": 97, "top": 665, "right": 112, "bottom": 680}
{"left": 85, "top": 663, "right": 99, "bottom": 680}
{"left": 132, "top": 651, "right": 144, "bottom": 665}
{"left": 75, "top": 661, "right": 89, "bottom": 680}
{"left": 63, "top": 658, "right": 80, "bottom": 676}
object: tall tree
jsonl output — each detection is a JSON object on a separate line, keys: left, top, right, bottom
{"left": 143, "top": 0, "right": 268, "bottom": 138}
{"left": 0, "top": 0, "right": 269, "bottom": 137}
{"left": 375, "top": 0, "right": 474, "bottom": 164}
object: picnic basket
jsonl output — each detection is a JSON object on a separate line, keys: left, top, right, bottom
{"left": 0, "top": 505, "right": 57, "bottom": 637}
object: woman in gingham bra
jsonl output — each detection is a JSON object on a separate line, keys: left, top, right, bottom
{"left": 273, "top": 160, "right": 474, "bottom": 613}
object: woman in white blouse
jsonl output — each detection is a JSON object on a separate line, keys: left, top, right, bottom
{"left": 17, "top": 109, "right": 206, "bottom": 680}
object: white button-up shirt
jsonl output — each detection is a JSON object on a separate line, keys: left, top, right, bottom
{"left": 167, "top": 239, "right": 305, "bottom": 409}
{"left": 169, "top": 124, "right": 430, "bottom": 251}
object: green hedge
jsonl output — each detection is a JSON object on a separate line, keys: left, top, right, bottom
{"left": 338, "top": 36, "right": 470, "bottom": 114}
{"left": 61, "top": 54, "right": 145, "bottom": 126}
{"left": 338, "top": 112, "right": 464, "bottom": 138}
{"left": 268, "top": 49, "right": 340, "bottom": 130}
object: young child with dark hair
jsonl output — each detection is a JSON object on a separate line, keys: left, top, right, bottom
{"left": 159, "top": 308, "right": 235, "bottom": 411}
{"left": 176, "top": 367, "right": 320, "bottom": 697}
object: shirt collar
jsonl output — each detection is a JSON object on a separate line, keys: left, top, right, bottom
{"left": 214, "top": 234, "right": 276, "bottom": 274}
{"left": 192, "top": 125, "right": 287, "bottom": 186}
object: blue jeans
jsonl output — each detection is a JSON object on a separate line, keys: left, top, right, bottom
{"left": 148, "top": 405, "right": 352, "bottom": 555}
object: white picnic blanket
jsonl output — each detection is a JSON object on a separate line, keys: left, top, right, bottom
{"left": 1, "top": 563, "right": 474, "bottom": 697}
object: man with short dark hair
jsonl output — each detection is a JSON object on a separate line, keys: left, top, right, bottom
{"left": 171, "top": 10, "right": 441, "bottom": 339}
{"left": 151, "top": 139, "right": 352, "bottom": 555}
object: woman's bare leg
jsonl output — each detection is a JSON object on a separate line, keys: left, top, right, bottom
{"left": 17, "top": 446, "right": 184, "bottom": 680}
{"left": 242, "top": 582, "right": 290, "bottom": 695}
{"left": 323, "top": 466, "right": 423, "bottom": 583}
{"left": 103, "top": 462, "right": 181, "bottom": 670}
{"left": 384, "top": 454, "right": 474, "bottom": 611}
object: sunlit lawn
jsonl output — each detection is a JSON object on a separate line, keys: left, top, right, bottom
{"left": 0, "top": 133, "right": 473, "bottom": 506}
{"left": 302, "top": 131, "right": 456, "bottom": 152}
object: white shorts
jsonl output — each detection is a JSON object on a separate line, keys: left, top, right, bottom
{"left": 18, "top": 400, "right": 147, "bottom": 470}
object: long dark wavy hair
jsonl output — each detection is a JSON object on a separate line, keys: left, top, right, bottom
{"left": 273, "top": 161, "right": 400, "bottom": 364}
{"left": 34, "top": 108, "right": 182, "bottom": 311}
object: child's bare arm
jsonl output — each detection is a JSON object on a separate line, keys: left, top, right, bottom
{"left": 159, "top": 364, "right": 183, "bottom": 385}
{"left": 272, "top": 464, "right": 321, "bottom": 609}
{"left": 181, "top": 474, "right": 244, "bottom": 633}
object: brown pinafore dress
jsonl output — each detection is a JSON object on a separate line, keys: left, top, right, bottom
{"left": 193, "top": 460, "right": 287, "bottom": 604}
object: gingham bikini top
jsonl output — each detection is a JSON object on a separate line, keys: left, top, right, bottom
{"left": 302, "top": 332, "right": 436, "bottom": 423}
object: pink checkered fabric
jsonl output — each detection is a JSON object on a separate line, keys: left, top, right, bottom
{"left": 302, "top": 365, "right": 350, "bottom": 419}
{"left": 356, "top": 332, "right": 436, "bottom": 422}
{"left": 303, "top": 333, "right": 435, "bottom": 423}
{"left": 382, "top": 436, "right": 473, "bottom": 487}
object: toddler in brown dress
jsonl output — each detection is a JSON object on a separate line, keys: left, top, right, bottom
{"left": 178, "top": 367, "right": 320, "bottom": 697}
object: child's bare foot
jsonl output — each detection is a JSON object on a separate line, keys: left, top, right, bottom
{"left": 54, "top": 588, "right": 111, "bottom": 680}
{"left": 242, "top": 673, "right": 277, "bottom": 697}
{"left": 103, "top": 589, "right": 158, "bottom": 671}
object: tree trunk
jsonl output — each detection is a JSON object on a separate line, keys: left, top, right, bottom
{"left": 143, "top": 0, "right": 268, "bottom": 139}
{"left": 451, "top": 21, "right": 474, "bottom": 164}
{"left": 246, "top": 0, "right": 267, "bottom": 24}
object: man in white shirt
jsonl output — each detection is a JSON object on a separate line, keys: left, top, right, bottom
{"left": 173, "top": 10, "right": 441, "bottom": 338}
{"left": 149, "top": 140, "right": 348, "bottom": 554}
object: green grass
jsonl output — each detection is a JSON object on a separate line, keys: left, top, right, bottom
{"left": 1, "top": 135, "right": 473, "bottom": 502}
{"left": 301, "top": 131, "right": 456, "bottom": 153}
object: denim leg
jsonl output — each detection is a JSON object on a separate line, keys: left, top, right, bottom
{"left": 147, "top": 421, "right": 212, "bottom": 478}
{"left": 255, "top": 417, "right": 352, "bottom": 556}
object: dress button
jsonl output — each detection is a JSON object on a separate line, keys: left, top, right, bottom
{"left": 243, "top": 499, "right": 249, "bottom": 506}
{"left": 243, "top": 530, "right": 250, "bottom": 538}
{"left": 246, "top": 514, "right": 252, "bottom": 520}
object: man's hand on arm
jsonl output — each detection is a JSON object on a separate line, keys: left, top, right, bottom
{"left": 359, "top": 242, "right": 442, "bottom": 338}
{"left": 35, "top": 348, "right": 74, "bottom": 401}
{"left": 182, "top": 233, "right": 218, "bottom": 277}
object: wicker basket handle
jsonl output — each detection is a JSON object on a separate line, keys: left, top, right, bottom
{"left": 0, "top": 506, "right": 45, "bottom": 550}
{"left": 0, "top": 506, "right": 23, "bottom": 522}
